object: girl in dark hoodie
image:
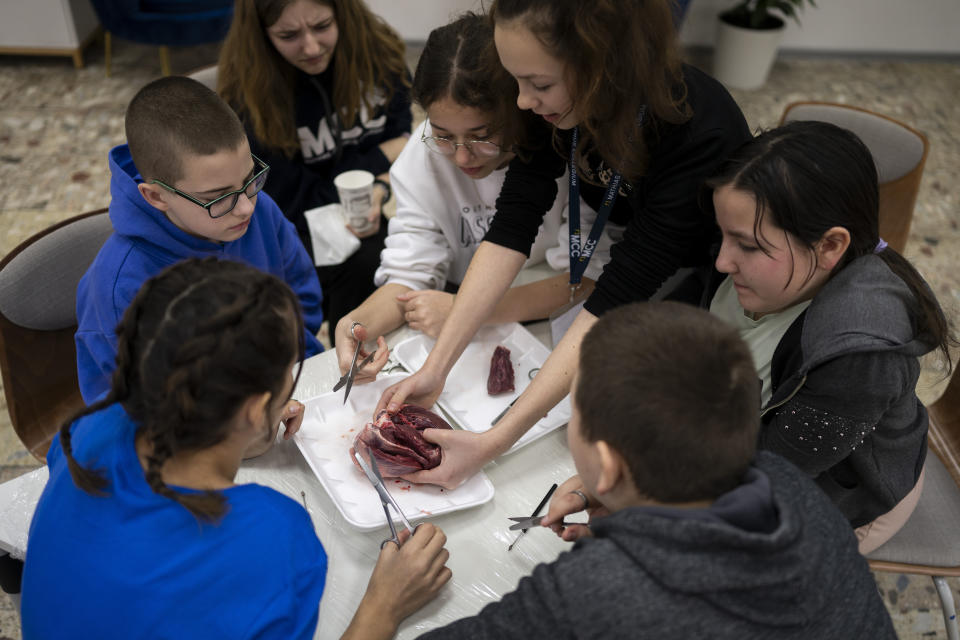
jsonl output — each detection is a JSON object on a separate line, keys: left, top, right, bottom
{"left": 218, "top": 0, "right": 413, "bottom": 345}
{"left": 707, "top": 120, "right": 954, "bottom": 553}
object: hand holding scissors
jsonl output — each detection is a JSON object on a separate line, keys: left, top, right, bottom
{"left": 346, "top": 452, "right": 451, "bottom": 635}
{"left": 540, "top": 475, "right": 603, "bottom": 542}
{"left": 333, "top": 322, "right": 378, "bottom": 403}
{"left": 335, "top": 318, "right": 389, "bottom": 385}
{"left": 354, "top": 450, "right": 416, "bottom": 548}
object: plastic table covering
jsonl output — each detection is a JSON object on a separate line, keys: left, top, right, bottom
{"left": 0, "top": 321, "right": 577, "bottom": 639}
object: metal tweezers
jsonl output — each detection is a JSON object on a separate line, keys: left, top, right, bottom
{"left": 354, "top": 450, "right": 416, "bottom": 548}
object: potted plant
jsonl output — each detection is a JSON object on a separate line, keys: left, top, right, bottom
{"left": 713, "top": 0, "right": 816, "bottom": 90}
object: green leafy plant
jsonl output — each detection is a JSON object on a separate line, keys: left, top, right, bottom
{"left": 720, "top": 0, "right": 817, "bottom": 30}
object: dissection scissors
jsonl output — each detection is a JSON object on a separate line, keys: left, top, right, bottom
{"left": 506, "top": 483, "right": 556, "bottom": 551}
{"left": 353, "top": 450, "right": 416, "bottom": 548}
{"left": 332, "top": 322, "right": 376, "bottom": 404}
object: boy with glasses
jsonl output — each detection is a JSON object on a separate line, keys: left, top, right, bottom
{"left": 75, "top": 76, "right": 325, "bottom": 404}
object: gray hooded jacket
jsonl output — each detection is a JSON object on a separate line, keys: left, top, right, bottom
{"left": 420, "top": 452, "right": 894, "bottom": 639}
{"left": 762, "top": 254, "right": 933, "bottom": 526}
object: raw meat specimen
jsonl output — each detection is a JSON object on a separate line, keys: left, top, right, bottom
{"left": 352, "top": 404, "right": 452, "bottom": 477}
{"left": 487, "top": 345, "right": 515, "bottom": 395}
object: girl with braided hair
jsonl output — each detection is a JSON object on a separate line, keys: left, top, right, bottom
{"left": 21, "top": 258, "right": 450, "bottom": 639}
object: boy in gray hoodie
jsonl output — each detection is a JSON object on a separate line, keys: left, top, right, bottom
{"left": 422, "top": 301, "right": 894, "bottom": 639}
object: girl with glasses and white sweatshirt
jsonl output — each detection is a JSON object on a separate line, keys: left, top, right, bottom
{"left": 334, "top": 13, "right": 617, "bottom": 381}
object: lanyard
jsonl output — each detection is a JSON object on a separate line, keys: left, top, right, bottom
{"left": 567, "top": 126, "right": 621, "bottom": 300}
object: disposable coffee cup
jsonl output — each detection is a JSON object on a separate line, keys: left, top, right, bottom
{"left": 333, "top": 170, "right": 375, "bottom": 234}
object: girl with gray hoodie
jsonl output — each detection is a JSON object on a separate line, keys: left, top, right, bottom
{"left": 706, "top": 120, "right": 954, "bottom": 553}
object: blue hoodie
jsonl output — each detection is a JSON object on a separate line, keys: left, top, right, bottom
{"left": 75, "top": 145, "right": 324, "bottom": 403}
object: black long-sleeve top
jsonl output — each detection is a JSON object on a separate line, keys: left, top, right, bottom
{"left": 484, "top": 64, "right": 750, "bottom": 316}
{"left": 247, "top": 65, "right": 412, "bottom": 255}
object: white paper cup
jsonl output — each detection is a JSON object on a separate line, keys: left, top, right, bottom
{"left": 333, "top": 170, "right": 375, "bottom": 234}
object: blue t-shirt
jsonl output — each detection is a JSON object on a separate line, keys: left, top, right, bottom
{"left": 21, "top": 404, "right": 328, "bottom": 639}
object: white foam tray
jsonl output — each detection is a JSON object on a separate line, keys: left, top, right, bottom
{"left": 392, "top": 323, "right": 571, "bottom": 454}
{"left": 293, "top": 374, "right": 495, "bottom": 531}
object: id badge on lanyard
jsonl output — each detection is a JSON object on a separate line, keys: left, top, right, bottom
{"left": 551, "top": 126, "right": 623, "bottom": 346}
{"left": 566, "top": 126, "right": 622, "bottom": 304}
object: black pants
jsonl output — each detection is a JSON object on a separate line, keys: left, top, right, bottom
{"left": 316, "top": 215, "right": 388, "bottom": 347}
{"left": 0, "top": 551, "right": 23, "bottom": 594}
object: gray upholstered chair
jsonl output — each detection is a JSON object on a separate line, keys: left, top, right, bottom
{"left": 0, "top": 209, "right": 113, "bottom": 462}
{"left": 866, "top": 366, "right": 960, "bottom": 640}
{"left": 780, "top": 102, "right": 928, "bottom": 254}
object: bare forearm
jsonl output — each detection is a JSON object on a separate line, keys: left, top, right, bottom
{"left": 340, "top": 599, "right": 398, "bottom": 640}
{"left": 423, "top": 242, "right": 526, "bottom": 378}
{"left": 484, "top": 309, "right": 598, "bottom": 454}
{"left": 345, "top": 283, "right": 411, "bottom": 339}
{"left": 486, "top": 274, "right": 596, "bottom": 325}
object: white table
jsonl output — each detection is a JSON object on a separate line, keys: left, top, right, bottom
{"left": 0, "top": 465, "right": 48, "bottom": 557}
{"left": 0, "top": 322, "right": 577, "bottom": 639}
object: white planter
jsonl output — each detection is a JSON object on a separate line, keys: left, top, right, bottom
{"left": 713, "top": 16, "right": 785, "bottom": 90}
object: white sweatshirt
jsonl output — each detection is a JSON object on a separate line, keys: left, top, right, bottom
{"left": 377, "top": 120, "right": 621, "bottom": 291}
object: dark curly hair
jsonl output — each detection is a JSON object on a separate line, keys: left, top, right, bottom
{"left": 59, "top": 258, "right": 305, "bottom": 522}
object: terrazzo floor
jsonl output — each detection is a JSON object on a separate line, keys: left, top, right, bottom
{"left": 1, "top": 35, "right": 959, "bottom": 640}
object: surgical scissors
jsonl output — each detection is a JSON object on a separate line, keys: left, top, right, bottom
{"left": 353, "top": 450, "right": 416, "bottom": 548}
{"left": 333, "top": 322, "right": 375, "bottom": 404}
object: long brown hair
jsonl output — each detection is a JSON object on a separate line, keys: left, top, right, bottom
{"left": 490, "top": 0, "right": 690, "bottom": 182}
{"left": 218, "top": 0, "right": 409, "bottom": 156}
{"left": 59, "top": 258, "right": 305, "bottom": 522}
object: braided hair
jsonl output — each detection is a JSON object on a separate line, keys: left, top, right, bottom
{"left": 59, "top": 258, "right": 306, "bottom": 521}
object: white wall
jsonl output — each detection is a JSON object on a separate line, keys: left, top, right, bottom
{"left": 0, "top": 0, "right": 98, "bottom": 48}
{"left": 366, "top": 0, "right": 483, "bottom": 42}
{"left": 680, "top": 0, "right": 960, "bottom": 54}
{"left": 367, "top": 0, "right": 960, "bottom": 54}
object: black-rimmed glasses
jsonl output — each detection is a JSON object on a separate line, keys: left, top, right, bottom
{"left": 421, "top": 124, "right": 502, "bottom": 158}
{"left": 150, "top": 154, "right": 270, "bottom": 219}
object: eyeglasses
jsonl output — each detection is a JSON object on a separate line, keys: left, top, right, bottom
{"left": 421, "top": 126, "right": 502, "bottom": 158}
{"left": 150, "top": 155, "right": 270, "bottom": 219}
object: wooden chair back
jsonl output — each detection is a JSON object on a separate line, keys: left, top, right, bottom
{"left": 780, "top": 101, "right": 929, "bottom": 254}
{"left": 0, "top": 210, "right": 112, "bottom": 461}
